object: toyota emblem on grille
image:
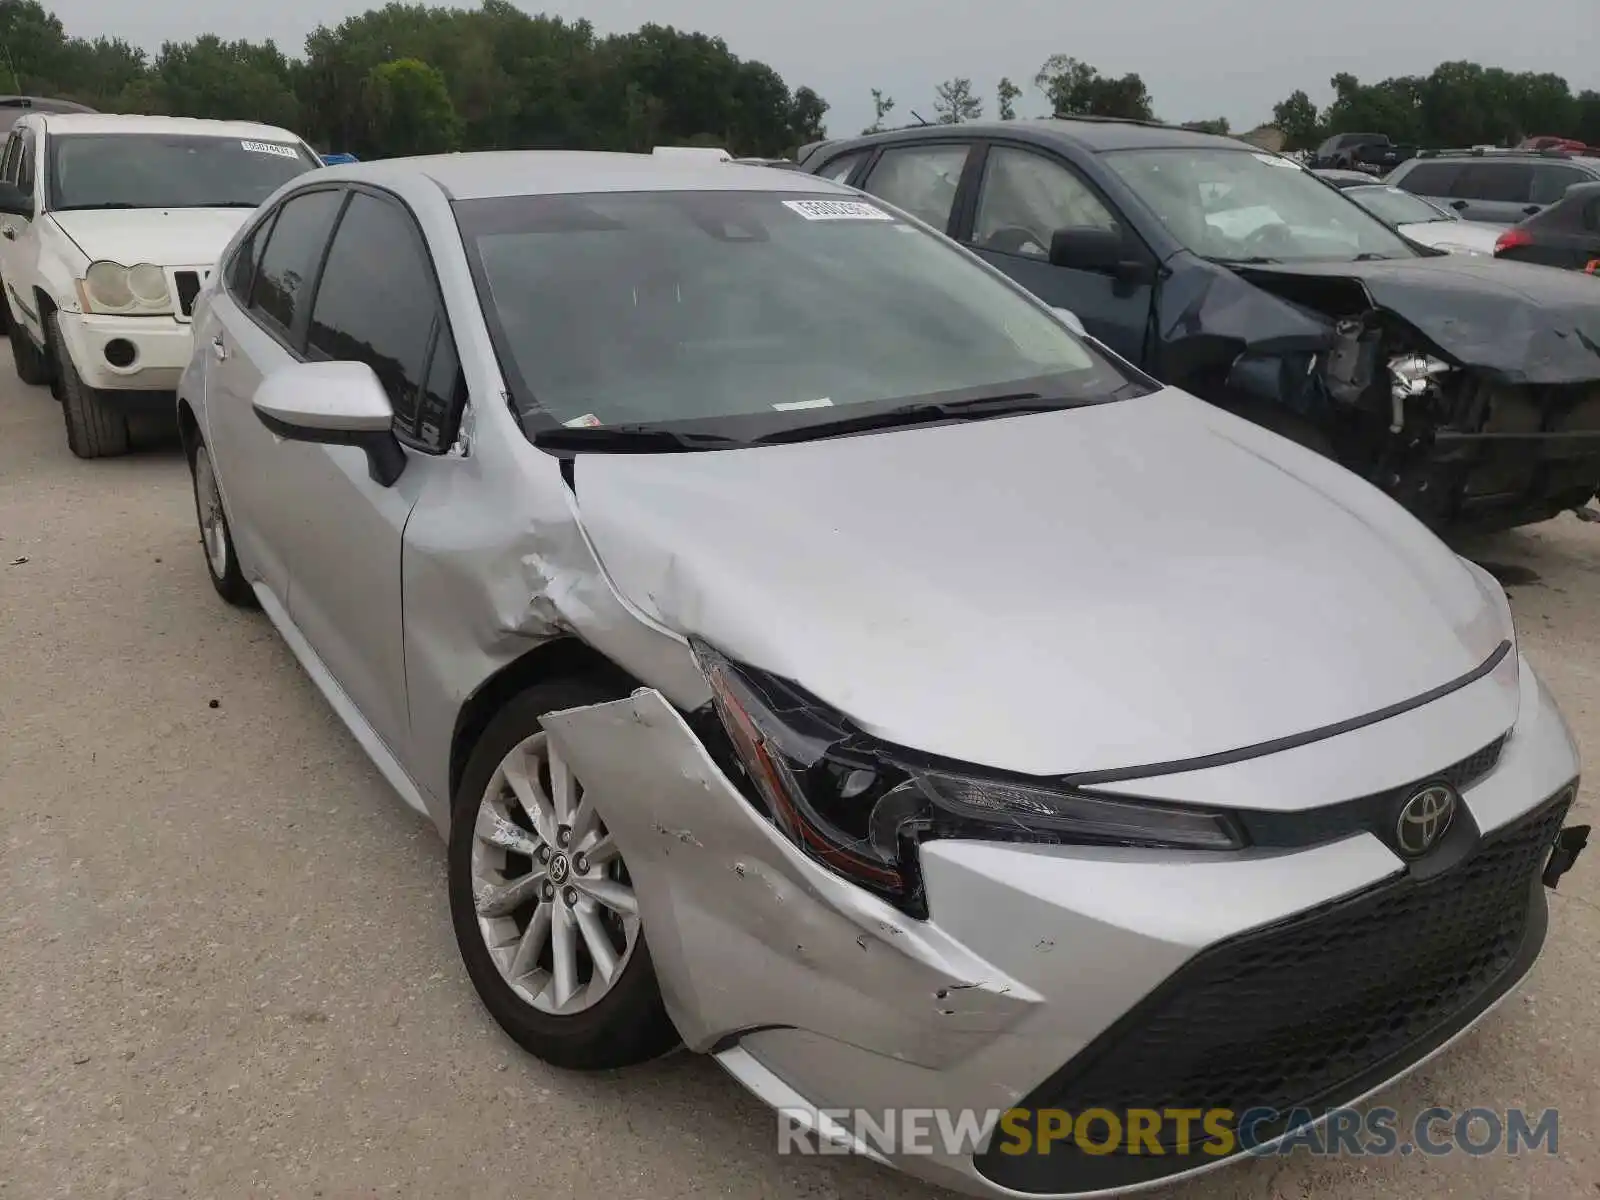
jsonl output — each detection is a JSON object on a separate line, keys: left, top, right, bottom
{"left": 1395, "top": 784, "right": 1458, "bottom": 857}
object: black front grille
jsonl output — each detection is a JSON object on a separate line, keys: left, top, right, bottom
{"left": 174, "top": 270, "right": 202, "bottom": 317}
{"left": 978, "top": 789, "right": 1571, "bottom": 1195}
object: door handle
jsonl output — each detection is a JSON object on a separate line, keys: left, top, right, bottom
{"left": 1450, "top": 200, "right": 1468, "bottom": 211}
{"left": 210, "top": 334, "right": 227, "bottom": 361}
{"left": 1523, "top": 205, "right": 1541, "bottom": 215}
{"left": 1, "top": 225, "right": 14, "bottom": 240}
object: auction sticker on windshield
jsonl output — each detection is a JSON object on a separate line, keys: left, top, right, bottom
{"left": 783, "top": 199, "right": 895, "bottom": 221}
{"left": 241, "top": 141, "right": 300, "bottom": 159}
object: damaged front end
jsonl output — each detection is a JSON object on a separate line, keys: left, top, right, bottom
{"left": 1199, "top": 261, "right": 1600, "bottom": 533}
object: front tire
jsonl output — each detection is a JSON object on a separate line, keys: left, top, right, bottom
{"left": 448, "top": 679, "right": 679, "bottom": 1070}
{"left": 188, "top": 437, "right": 255, "bottom": 607}
{"left": 51, "top": 313, "right": 129, "bottom": 458}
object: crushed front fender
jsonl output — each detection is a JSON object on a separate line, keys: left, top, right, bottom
{"left": 539, "top": 688, "right": 1041, "bottom": 1066}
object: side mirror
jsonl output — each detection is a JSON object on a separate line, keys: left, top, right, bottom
{"left": 252, "top": 360, "right": 406, "bottom": 487}
{"left": 1048, "top": 226, "right": 1148, "bottom": 280}
{"left": 0, "top": 180, "right": 33, "bottom": 218}
{"left": 1050, "top": 306, "right": 1087, "bottom": 336}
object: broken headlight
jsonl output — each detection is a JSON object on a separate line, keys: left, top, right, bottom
{"left": 691, "top": 641, "right": 1245, "bottom": 915}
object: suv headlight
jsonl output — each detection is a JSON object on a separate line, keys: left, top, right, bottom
{"left": 691, "top": 641, "right": 1245, "bottom": 915}
{"left": 79, "top": 261, "right": 172, "bottom": 314}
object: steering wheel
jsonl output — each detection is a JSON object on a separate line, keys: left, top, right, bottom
{"left": 1242, "top": 222, "right": 1296, "bottom": 257}
{"left": 984, "top": 225, "right": 1049, "bottom": 257}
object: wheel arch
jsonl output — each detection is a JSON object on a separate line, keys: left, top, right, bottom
{"left": 448, "top": 636, "right": 639, "bottom": 807}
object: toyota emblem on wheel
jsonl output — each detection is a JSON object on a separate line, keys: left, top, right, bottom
{"left": 1396, "top": 784, "right": 1458, "bottom": 857}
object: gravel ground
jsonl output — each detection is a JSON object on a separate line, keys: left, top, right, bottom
{"left": 2, "top": 368, "right": 1596, "bottom": 1200}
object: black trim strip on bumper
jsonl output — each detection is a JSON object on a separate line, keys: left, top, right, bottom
{"left": 1060, "top": 640, "right": 1511, "bottom": 787}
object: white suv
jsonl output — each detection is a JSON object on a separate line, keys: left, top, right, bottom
{"left": 0, "top": 114, "right": 320, "bottom": 457}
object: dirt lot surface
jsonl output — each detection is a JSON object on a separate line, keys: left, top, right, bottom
{"left": 2, "top": 367, "right": 1597, "bottom": 1200}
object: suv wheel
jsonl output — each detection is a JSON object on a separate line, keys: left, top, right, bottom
{"left": 50, "top": 312, "right": 129, "bottom": 459}
{"left": 448, "top": 679, "right": 680, "bottom": 1070}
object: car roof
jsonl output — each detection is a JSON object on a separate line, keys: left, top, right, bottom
{"left": 311, "top": 150, "right": 857, "bottom": 200}
{"left": 32, "top": 113, "right": 305, "bottom": 142}
{"left": 815, "top": 117, "right": 1251, "bottom": 157}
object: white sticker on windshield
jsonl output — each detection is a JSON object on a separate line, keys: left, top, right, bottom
{"left": 782, "top": 199, "right": 894, "bottom": 221}
{"left": 772, "top": 397, "right": 834, "bottom": 411}
{"left": 563, "top": 413, "right": 603, "bottom": 428}
{"left": 1253, "top": 152, "right": 1302, "bottom": 169}
{"left": 241, "top": 140, "right": 300, "bottom": 159}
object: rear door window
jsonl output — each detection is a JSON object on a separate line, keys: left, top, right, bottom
{"left": 815, "top": 150, "right": 868, "bottom": 185}
{"left": 860, "top": 143, "right": 972, "bottom": 233}
{"left": 1531, "top": 164, "right": 1591, "bottom": 206}
{"left": 1455, "top": 163, "right": 1534, "bottom": 203}
{"left": 1393, "top": 162, "right": 1463, "bottom": 196}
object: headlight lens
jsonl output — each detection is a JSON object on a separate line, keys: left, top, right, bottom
{"left": 81, "top": 261, "right": 172, "bottom": 313}
{"left": 692, "top": 641, "right": 1245, "bottom": 915}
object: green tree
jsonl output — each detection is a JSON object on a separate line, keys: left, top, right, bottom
{"left": 933, "top": 76, "right": 982, "bottom": 124}
{"left": 144, "top": 36, "right": 300, "bottom": 128}
{"left": 1034, "top": 55, "right": 1153, "bottom": 121}
{"left": 362, "top": 57, "right": 459, "bottom": 155}
{"left": 0, "top": 0, "right": 68, "bottom": 92}
{"left": 997, "top": 76, "right": 1021, "bottom": 120}
{"left": 864, "top": 87, "right": 895, "bottom": 134}
{"left": 1272, "top": 89, "right": 1322, "bottom": 150}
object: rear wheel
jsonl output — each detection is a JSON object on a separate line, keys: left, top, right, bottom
{"left": 448, "top": 679, "right": 679, "bottom": 1070}
{"left": 189, "top": 438, "right": 255, "bottom": 607}
{"left": 51, "top": 313, "right": 129, "bottom": 459}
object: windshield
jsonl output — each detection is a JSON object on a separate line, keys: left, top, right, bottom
{"left": 1346, "top": 186, "right": 1452, "bottom": 226}
{"left": 47, "top": 134, "right": 318, "bottom": 211}
{"left": 455, "top": 190, "right": 1140, "bottom": 444}
{"left": 1104, "top": 148, "right": 1418, "bottom": 263}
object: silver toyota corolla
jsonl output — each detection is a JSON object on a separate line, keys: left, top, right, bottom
{"left": 176, "top": 152, "right": 1586, "bottom": 1198}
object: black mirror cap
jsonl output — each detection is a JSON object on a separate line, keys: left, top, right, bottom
{"left": 1049, "top": 226, "right": 1128, "bottom": 273}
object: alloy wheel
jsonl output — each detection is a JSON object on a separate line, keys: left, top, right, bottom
{"left": 468, "top": 730, "right": 640, "bottom": 1014}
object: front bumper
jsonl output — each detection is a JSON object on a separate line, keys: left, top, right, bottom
{"left": 539, "top": 654, "right": 1582, "bottom": 1199}
{"left": 55, "top": 310, "right": 195, "bottom": 392}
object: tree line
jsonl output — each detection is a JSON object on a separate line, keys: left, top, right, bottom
{"left": 0, "top": 0, "right": 828, "bottom": 158}
{"left": 897, "top": 57, "right": 1599, "bottom": 150}
{"left": 4, "top": 0, "right": 1595, "bottom": 161}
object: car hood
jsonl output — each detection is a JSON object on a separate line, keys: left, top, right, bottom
{"left": 571, "top": 389, "right": 1510, "bottom": 777}
{"left": 49, "top": 207, "right": 252, "bottom": 267}
{"left": 1233, "top": 253, "right": 1600, "bottom": 384}
{"left": 1398, "top": 220, "right": 1501, "bottom": 257}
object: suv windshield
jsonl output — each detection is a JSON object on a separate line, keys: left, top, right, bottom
{"left": 1105, "top": 148, "right": 1418, "bottom": 263}
{"left": 455, "top": 190, "right": 1142, "bottom": 444}
{"left": 1346, "top": 186, "right": 1452, "bottom": 227}
{"left": 47, "top": 134, "right": 318, "bottom": 211}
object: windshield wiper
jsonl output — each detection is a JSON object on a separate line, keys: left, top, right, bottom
{"left": 1353, "top": 252, "right": 1394, "bottom": 261}
{"left": 53, "top": 202, "right": 141, "bottom": 210}
{"left": 751, "top": 392, "right": 1095, "bottom": 445}
{"left": 531, "top": 423, "right": 745, "bottom": 453}
{"left": 178, "top": 201, "right": 264, "bottom": 209}
{"left": 1211, "top": 255, "right": 1281, "bottom": 265}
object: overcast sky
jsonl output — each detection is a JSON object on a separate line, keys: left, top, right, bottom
{"left": 49, "top": 0, "right": 1599, "bottom": 139}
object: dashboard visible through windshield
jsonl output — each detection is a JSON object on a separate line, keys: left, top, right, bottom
{"left": 47, "top": 134, "right": 319, "bottom": 212}
{"left": 455, "top": 189, "right": 1147, "bottom": 448}
{"left": 1105, "top": 147, "right": 1419, "bottom": 264}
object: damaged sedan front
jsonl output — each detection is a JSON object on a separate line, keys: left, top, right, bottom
{"left": 796, "top": 123, "right": 1600, "bottom": 533}
{"left": 180, "top": 153, "right": 1589, "bottom": 1200}
{"left": 1101, "top": 145, "right": 1600, "bottom": 533}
